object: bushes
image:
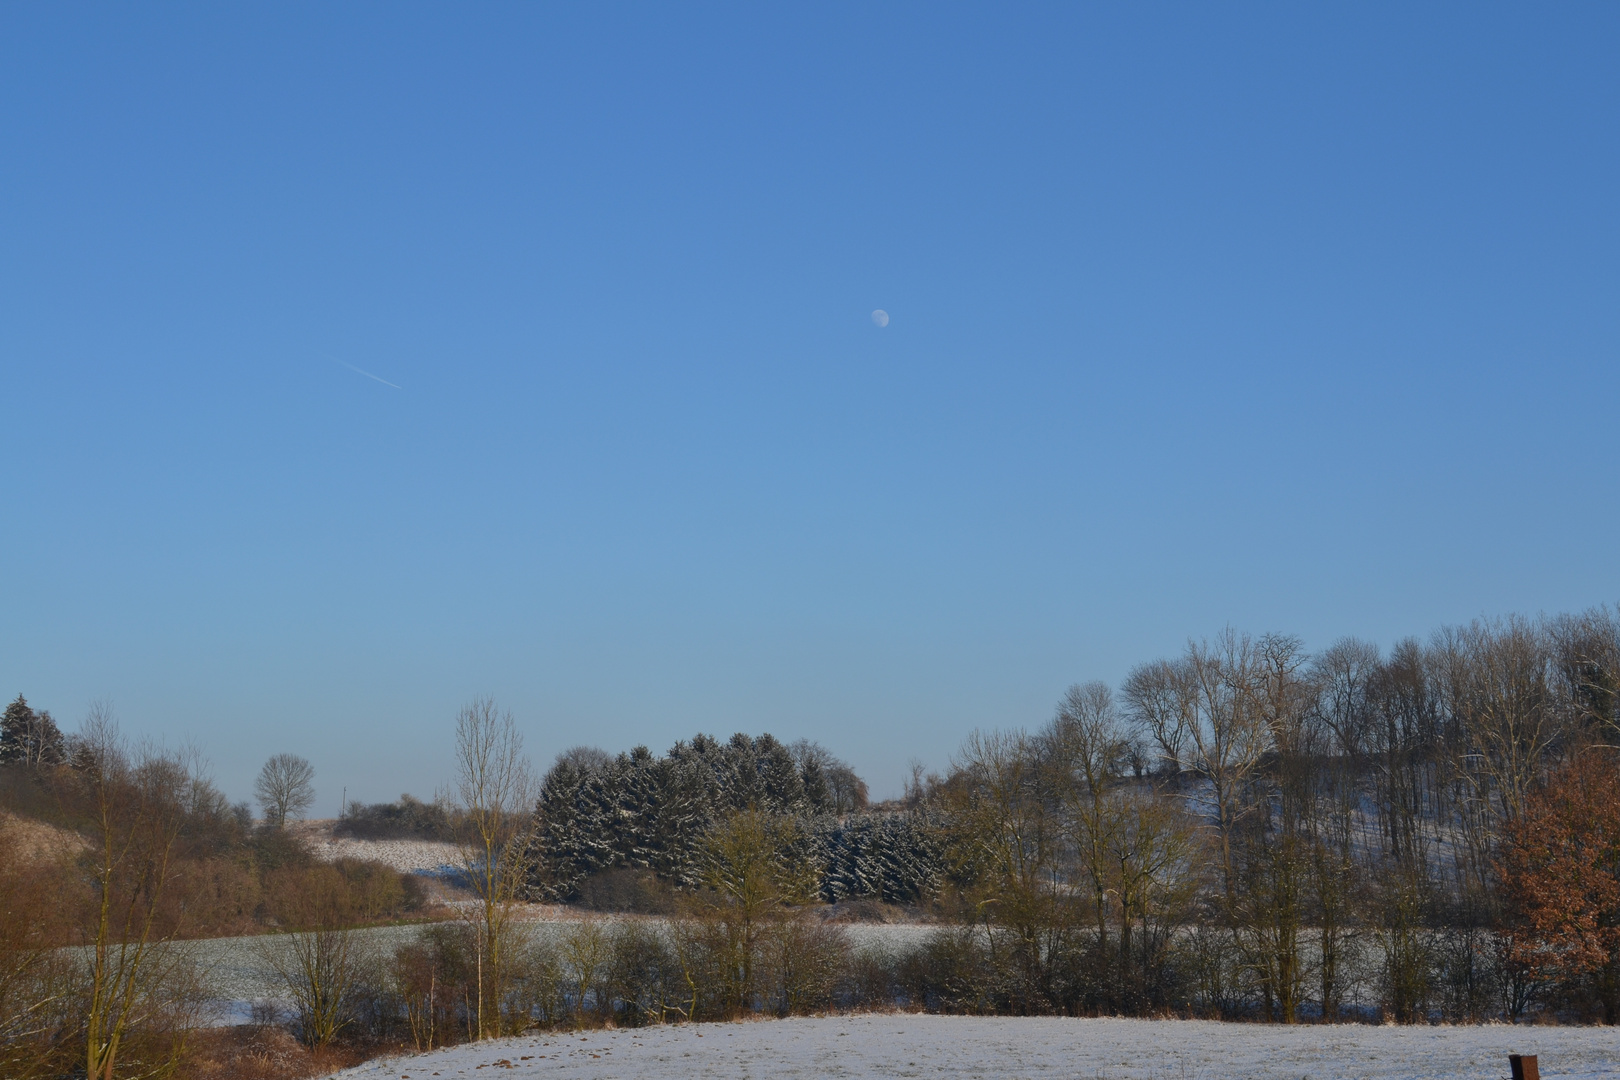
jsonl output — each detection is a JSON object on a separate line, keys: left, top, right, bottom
{"left": 336, "top": 795, "right": 454, "bottom": 841}
{"left": 0, "top": 827, "right": 79, "bottom": 1079}
{"left": 575, "top": 868, "right": 676, "bottom": 914}
{"left": 362, "top": 913, "right": 859, "bottom": 1040}
{"left": 760, "top": 918, "right": 847, "bottom": 1016}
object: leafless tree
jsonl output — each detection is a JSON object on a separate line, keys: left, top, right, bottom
{"left": 1126, "top": 630, "right": 1270, "bottom": 907}
{"left": 941, "top": 727, "right": 1069, "bottom": 1011}
{"left": 1045, "top": 682, "right": 1128, "bottom": 958}
{"left": 1236, "top": 632, "right": 1313, "bottom": 1022}
{"left": 1309, "top": 636, "right": 1381, "bottom": 1019}
{"left": 263, "top": 929, "right": 364, "bottom": 1048}
{"left": 452, "top": 696, "right": 534, "bottom": 1038}
{"left": 78, "top": 703, "right": 207, "bottom": 1080}
{"left": 790, "top": 739, "right": 868, "bottom": 812}
{"left": 254, "top": 753, "right": 316, "bottom": 828}
{"left": 1547, "top": 605, "right": 1620, "bottom": 744}
{"left": 553, "top": 745, "right": 612, "bottom": 773}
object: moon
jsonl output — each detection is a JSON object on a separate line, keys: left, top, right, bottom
{"left": 871, "top": 309, "right": 890, "bottom": 327}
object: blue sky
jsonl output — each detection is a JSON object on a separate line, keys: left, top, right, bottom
{"left": 3, "top": 5, "right": 1617, "bottom": 810}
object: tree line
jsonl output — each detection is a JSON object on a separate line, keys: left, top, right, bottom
{"left": 4, "top": 605, "right": 1619, "bottom": 1078}
{"left": 0, "top": 701, "right": 432, "bottom": 1080}
{"left": 947, "top": 608, "right": 1620, "bottom": 1025}
{"left": 524, "top": 607, "right": 1620, "bottom": 1025}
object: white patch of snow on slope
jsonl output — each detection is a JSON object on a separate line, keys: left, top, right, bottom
{"left": 305, "top": 835, "right": 462, "bottom": 876}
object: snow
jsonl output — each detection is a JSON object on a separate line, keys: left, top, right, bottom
{"left": 325, "top": 1014, "right": 1620, "bottom": 1080}
{"left": 305, "top": 835, "right": 463, "bottom": 876}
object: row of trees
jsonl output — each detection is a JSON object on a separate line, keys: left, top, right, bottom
{"left": 526, "top": 607, "right": 1620, "bottom": 1025}
{"left": 0, "top": 703, "right": 434, "bottom": 1079}
{"left": 248, "top": 807, "right": 894, "bottom": 1046}
{"left": 5, "top": 604, "right": 1618, "bottom": 1077}
{"left": 6, "top": 695, "right": 319, "bottom": 831}
{"left": 927, "top": 610, "right": 1620, "bottom": 1023}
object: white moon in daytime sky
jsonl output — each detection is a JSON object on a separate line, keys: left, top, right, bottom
{"left": 871, "top": 309, "right": 890, "bottom": 327}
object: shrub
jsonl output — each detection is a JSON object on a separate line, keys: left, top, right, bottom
{"left": 336, "top": 795, "right": 453, "bottom": 841}
{"left": 576, "top": 868, "right": 676, "bottom": 914}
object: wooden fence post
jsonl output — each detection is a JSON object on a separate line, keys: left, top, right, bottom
{"left": 1509, "top": 1054, "right": 1539, "bottom": 1080}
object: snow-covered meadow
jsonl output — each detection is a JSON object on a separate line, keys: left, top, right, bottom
{"left": 326, "top": 1014, "right": 1620, "bottom": 1080}
{"left": 293, "top": 820, "right": 462, "bottom": 878}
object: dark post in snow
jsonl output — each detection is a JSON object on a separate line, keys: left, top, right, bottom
{"left": 1509, "top": 1055, "right": 1539, "bottom": 1080}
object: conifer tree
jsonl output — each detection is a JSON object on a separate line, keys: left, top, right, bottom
{"left": 0, "top": 695, "right": 66, "bottom": 768}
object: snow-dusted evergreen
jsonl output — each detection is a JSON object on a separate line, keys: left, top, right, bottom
{"left": 525, "top": 732, "right": 942, "bottom": 903}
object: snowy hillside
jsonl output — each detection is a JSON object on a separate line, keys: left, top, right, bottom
{"left": 292, "top": 819, "right": 461, "bottom": 877}
{"left": 326, "top": 1014, "right": 1620, "bottom": 1080}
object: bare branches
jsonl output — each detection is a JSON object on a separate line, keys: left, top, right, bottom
{"left": 262, "top": 930, "right": 365, "bottom": 1047}
{"left": 78, "top": 702, "right": 200, "bottom": 1080}
{"left": 254, "top": 753, "right": 316, "bottom": 829}
{"left": 451, "top": 696, "right": 534, "bottom": 1038}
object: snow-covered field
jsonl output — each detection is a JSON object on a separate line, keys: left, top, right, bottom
{"left": 306, "top": 835, "right": 463, "bottom": 875}
{"left": 291, "top": 820, "right": 462, "bottom": 877}
{"left": 326, "top": 1014, "right": 1620, "bottom": 1080}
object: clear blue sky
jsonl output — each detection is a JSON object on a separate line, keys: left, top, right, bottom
{"left": 3, "top": 5, "right": 1617, "bottom": 811}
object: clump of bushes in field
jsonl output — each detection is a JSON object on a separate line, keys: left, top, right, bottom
{"left": 335, "top": 794, "right": 455, "bottom": 841}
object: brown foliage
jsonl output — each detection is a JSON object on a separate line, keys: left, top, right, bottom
{"left": 1500, "top": 749, "right": 1620, "bottom": 1022}
{"left": 0, "top": 828, "right": 79, "bottom": 1078}
{"left": 265, "top": 859, "right": 420, "bottom": 930}
{"left": 181, "top": 1025, "right": 377, "bottom": 1080}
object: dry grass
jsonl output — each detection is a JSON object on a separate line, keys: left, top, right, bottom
{"left": 182, "top": 1026, "right": 407, "bottom": 1080}
{"left": 0, "top": 808, "right": 87, "bottom": 865}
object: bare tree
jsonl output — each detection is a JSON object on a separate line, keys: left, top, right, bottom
{"left": 255, "top": 753, "right": 316, "bottom": 828}
{"left": 694, "top": 808, "right": 820, "bottom": 1017}
{"left": 789, "top": 739, "right": 868, "bottom": 813}
{"left": 79, "top": 703, "right": 206, "bottom": 1080}
{"left": 1309, "top": 636, "right": 1381, "bottom": 1019}
{"left": 264, "top": 929, "right": 363, "bottom": 1048}
{"left": 452, "top": 697, "right": 534, "bottom": 1039}
{"left": 553, "top": 745, "right": 612, "bottom": 773}
{"left": 1045, "top": 682, "right": 1128, "bottom": 960}
{"left": 1125, "top": 631, "right": 1270, "bottom": 906}
{"left": 1548, "top": 606, "right": 1620, "bottom": 743}
{"left": 1106, "top": 785, "right": 1198, "bottom": 1001}
{"left": 1238, "top": 632, "right": 1313, "bottom": 1022}
{"left": 941, "top": 728, "right": 1068, "bottom": 1011}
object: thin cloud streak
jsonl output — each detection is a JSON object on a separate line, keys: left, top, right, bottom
{"left": 337, "top": 360, "right": 401, "bottom": 389}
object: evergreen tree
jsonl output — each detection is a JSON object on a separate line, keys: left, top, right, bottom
{"left": 523, "top": 730, "right": 942, "bottom": 906}
{"left": 0, "top": 694, "right": 66, "bottom": 768}
{"left": 800, "top": 756, "right": 832, "bottom": 813}
{"left": 755, "top": 733, "right": 805, "bottom": 811}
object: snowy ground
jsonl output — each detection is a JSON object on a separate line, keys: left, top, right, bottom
{"left": 291, "top": 820, "right": 462, "bottom": 877}
{"left": 325, "top": 1014, "right": 1620, "bottom": 1080}
{"left": 307, "top": 836, "right": 463, "bottom": 875}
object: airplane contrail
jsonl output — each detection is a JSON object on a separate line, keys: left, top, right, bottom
{"left": 337, "top": 360, "right": 402, "bottom": 389}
